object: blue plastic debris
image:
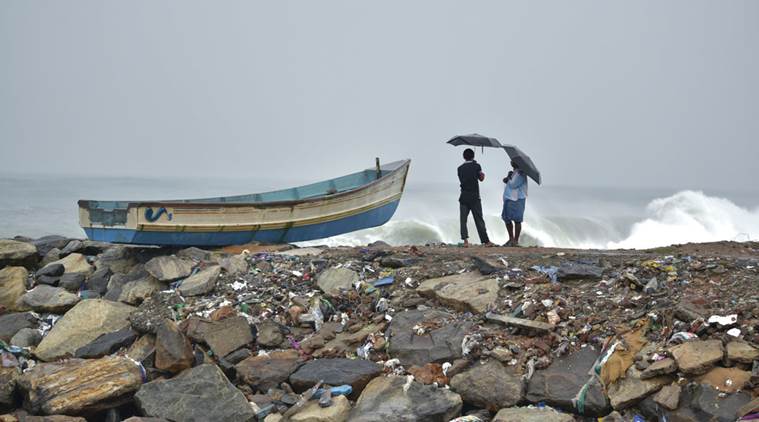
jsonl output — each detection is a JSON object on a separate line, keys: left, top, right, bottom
{"left": 312, "top": 384, "right": 352, "bottom": 399}
{"left": 371, "top": 276, "right": 394, "bottom": 287}
{"left": 531, "top": 265, "right": 559, "bottom": 283}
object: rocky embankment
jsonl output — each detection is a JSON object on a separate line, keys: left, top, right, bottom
{"left": 1, "top": 235, "right": 759, "bottom": 422}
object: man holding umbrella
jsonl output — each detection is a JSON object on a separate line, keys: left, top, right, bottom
{"left": 502, "top": 160, "right": 528, "bottom": 246}
{"left": 457, "top": 148, "right": 493, "bottom": 247}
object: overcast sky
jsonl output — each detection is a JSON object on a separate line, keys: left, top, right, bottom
{"left": 1, "top": 1, "right": 757, "bottom": 190}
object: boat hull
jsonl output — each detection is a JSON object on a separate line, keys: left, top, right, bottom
{"left": 79, "top": 160, "right": 409, "bottom": 246}
{"left": 83, "top": 197, "right": 400, "bottom": 246}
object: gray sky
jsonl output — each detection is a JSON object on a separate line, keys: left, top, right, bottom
{"left": 1, "top": 1, "right": 757, "bottom": 190}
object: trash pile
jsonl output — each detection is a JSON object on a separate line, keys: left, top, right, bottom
{"left": 1, "top": 235, "right": 758, "bottom": 421}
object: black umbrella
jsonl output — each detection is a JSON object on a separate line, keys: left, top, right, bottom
{"left": 502, "top": 144, "right": 541, "bottom": 185}
{"left": 447, "top": 133, "right": 503, "bottom": 148}
{"left": 447, "top": 133, "right": 542, "bottom": 185}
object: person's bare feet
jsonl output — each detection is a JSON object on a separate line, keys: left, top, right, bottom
{"left": 463, "top": 239, "right": 470, "bottom": 248}
{"left": 483, "top": 242, "right": 497, "bottom": 247}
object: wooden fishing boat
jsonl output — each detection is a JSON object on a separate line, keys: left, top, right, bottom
{"left": 78, "top": 159, "right": 410, "bottom": 246}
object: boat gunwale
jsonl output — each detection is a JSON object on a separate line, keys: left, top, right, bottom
{"left": 78, "top": 159, "right": 410, "bottom": 210}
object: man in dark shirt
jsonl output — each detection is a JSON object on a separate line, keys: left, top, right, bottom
{"left": 458, "top": 148, "right": 492, "bottom": 247}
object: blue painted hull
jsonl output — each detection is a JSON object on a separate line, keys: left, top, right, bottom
{"left": 84, "top": 199, "right": 400, "bottom": 246}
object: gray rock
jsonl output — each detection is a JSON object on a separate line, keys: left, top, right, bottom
{"left": 11, "top": 327, "right": 42, "bottom": 348}
{"left": 0, "top": 266, "right": 28, "bottom": 312}
{"left": 256, "top": 320, "right": 286, "bottom": 347}
{"left": 290, "top": 394, "right": 351, "bottom": 422}
{"left": 526, "top": 346, "right": 610, "bottom": 416}
{"left": 653, "top": 382, "right": 681, "bottom": 411}
{"left": 0, "top": 312, "right": 37, "bottom": 342}
{"left": 34, "top": 299, "right": 135, "bottom": 361}
{"left": 59, "top": 272, "right": 86, "bottom": 292}
{"left": 40, "top": 247, "right": 62, "bottom": 266}
{"left": 95, "top": 246, "right": 138, "bottom": 274}
{"left": 670, "top": 339, "right": 724, "bottom": 375}
{"left": 727, "top": 341, "right": 759, "bottom": 364}
{"left": 135, "top": 363, "right": 256, "bottom": 422}
{"left": 20, "top": 285, "right": 80, "bottom": 313}
{"left": 74, "top": 327, "right": 138, "bottom": 358}
{"left": 417, "top": 272, "right": 498, "bottom": 314}
{"left": 557, "top": 262, "right": 604, "bottom": 281}
{"left": 155, "top": 319, "right": 194, "bottom": 374}
{"left": 316, "top": 267, "right": 358, "bottom": 297}
{"left": 177, "top": 247, "right": 213, "bottom": 262}
{"left": 224, "top": 348, "right": 252, "bottom": 364}
{"left": 42, "top": 253, "right": 93, "bottom": 276}
{"left": 30, "top": 235, "right": 70, "bottom": 258}
{"left": 349, "top": 375, "right": 463, "bottom": 422}
{"left": 36, "top": 274, "right": 60, "bottom": 286}
{"left": 639, "top": 383, "right": 752, "bottom": 422}
{"left": 177, "top": 265, "right": 221, "bottom": 296}
{"left": 380, "top": 256, "right": 419, "bottom": 269}
{"left": 59, "top": 240, "right": 84, "bottom": 257}
{"left": 472, "top": 256, "right": 507, "bottom": 275}
{"left": 36, "top": 263, "right": 65, "bottom": 278}
{"left": 450, "top": 359, "right": 523, "bottom": 411}
{"left": 145, "top": 256, "right": 194, "bottom": 281}
{"left": 118, "top": 276, "right": 163, "bottom": 305}
{"left": 236, "top": 350, "right": 302, "bottom": 392}
{"left": 0, "top": 239, "right": 38, "bottom": 269}
{"left": 220, "top": 254, "right": 248, "bottom": 276}
{"left": 86, "top": 267, "right": 112, "bottom": 295}
{"left": 0, "top": 367, "right": 20, "bottom": 411}
{"left": 607, "top": 367, "right": 672, "bottom": 410}
{"left": 640, "top": 357, "right": 677, "bottom": 379}
{"left": 387, "top": 309, "right": 472, "bottom": 367}
{"left": 202, "top": 315, "right": 254, "bottom": 358}
{"left": 493, "top": 406, "right": 575, "bottom": 422}
{"left": 290, "top": 358, "right": 382, "bottom": 398}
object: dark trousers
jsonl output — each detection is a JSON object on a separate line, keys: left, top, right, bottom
{"left": 459, "top": 199, "right": 490, "bottom": 243}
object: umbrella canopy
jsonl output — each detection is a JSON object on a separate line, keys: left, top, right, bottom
{"left": 447, "top": 133, "right": 503, "bottom": 148}
{"left": 503, "top": 144, "right": 541, "bottom": 185}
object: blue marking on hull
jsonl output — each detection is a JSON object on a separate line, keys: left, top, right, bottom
{"left": 83, "top": 199, "right": 400, "bottom": 246}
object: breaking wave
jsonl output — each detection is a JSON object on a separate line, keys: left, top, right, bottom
{"left": 303, "top": 191, "right": 759, "bottom": 249}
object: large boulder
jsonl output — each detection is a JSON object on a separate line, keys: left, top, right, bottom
{"left": 20, "top": 285, "right": 80, "bottom": 314}
{"left": 526, "top": 346, "right": 610, "bottom": 416}
{"left": 316, "top": 268, "right": 358, "bottom": 297}
{"left": 0, "top": 239, "right": 38, "bottom": 269}
{"left": 639, "top": 383, "right": 752, "bottom": 422}
{"left": 134, "top": 364, "right": 256, "bottom": 422}
{"left": 155, "top": 320, "right": 194, "bottom": 374}
{"left": 349, "top": 375, "right": 462, "bottom": 422}
{"left": 30, "top": 235, "right": 70, "bottom": 258}
{"left": 556, "top": 262, "right": 604, "bottom": 281}
{"left": 17, "top": 356, "right": 143, "bottom": 415}
{"left": 387, "top": 309, "right": 472, "bottom": 367}
{"left": 493, "top": 406, "right": 575, "bottom": 422}
{"left": 34, "top": 299, "right": 135, "bottom": 361}
{"left": 0, "top": 266, "right": 28, "bottom": 311}
{"left": 417, "top": 272, "right": 498, "bottom": 314}
{"left": 42, "top": 253, "right": 93, "bottom": 276}
{"left": 94, "top": 246, "right": 138, "bottom": 274}
{"left": 289, "top": 358, "right": 382, "bottom": 398}
{"left": 669, "top": 339, "right": 724, "bottom": 375}
{"left": 0, "top": 312, "right": 37, "bottom": 342}
{"left": 177, "top": 265, "right": 221, "bottom": 296}
{"left": 0, "top": 367, "right": 20, "bottom": 411}
{"left": 145, "top": 256, "right": 194, "bottom": 281}
{"left": 236, "top": 350, "right": 302, "bottom": 392}
{"left": 11, "top": 327, "right": 42, "bottom": 348}
{"left": 727, "top": 341, "right": 759, "bottom": 364}
{"left": 219, "top": 254, "right": 248, "bottom": 276}
{"left": 450, "top": 359, "right": 523, "bottom": 411}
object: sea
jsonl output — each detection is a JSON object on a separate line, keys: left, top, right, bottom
{"left": 1, "top": 174, "right": 757, "bottom": 250}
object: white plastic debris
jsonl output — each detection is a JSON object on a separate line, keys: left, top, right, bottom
{"left": 727, "top": 328, "right": 741, "bottom": 337}
{"left": 442, "top": 362, "right": 452, "bottom": 376}
{"left": 707, "top": 314, "right": 738, "bottom": 326}
{"left": 541, "top": 299, "right": 554, "bottom": 307}
{"left": 402, "top": 375, "right": 414, "bottom": 393}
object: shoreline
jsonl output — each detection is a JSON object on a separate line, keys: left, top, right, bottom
{"left": 1, "top": 236, "right": 758, "bottom": 420}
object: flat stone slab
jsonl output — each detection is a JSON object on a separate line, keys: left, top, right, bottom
{"left": 21, "top": 285, "right": 80, "bottom": 314}
{"left": 236, "top": 350, "right": 302, "bottom": 392}
{"left": 450, "top": 359, "right": 523, "bottom": 411}
{"left": 727, "top": 341, "right": 759, "bottom": 364}
{"left": 317, "top": 267, "right": 358, "bottom": 297}
{"left": 486, "top": 312, "right": 555, "bottom": 333}
{"left": 493, "top": 406, "right": 575, "bottom": 422}
{"left": 202, "top": 316, "right": 254, "bottom": 358}
{"left": 145, "top": 256, "right": 194, "bottom": 281}
{"left": 417, "top": 272, "right": 498, "bottom": 314}
{"left": 669, "top": 339, "right": 724, "bottom": 375}
{"left": 640, "top": 358, "right": 677, "bottom": 379}
{"left": 135, "top": 364, "right": 256, "bottom": 422}
{"left": 607, "top": 367, "right": 673, "bottom": 410}
{"left": 349, "top": 375, "right": 462, "bottom": 422}
{"left": 290, "top": 358, "right": 382, "bottom": 398}
{"left": 387, "top": 309, "right": 472, "bottom": 367}
{"left": 177, "top": 265, "right": 220, "bottom": 296}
